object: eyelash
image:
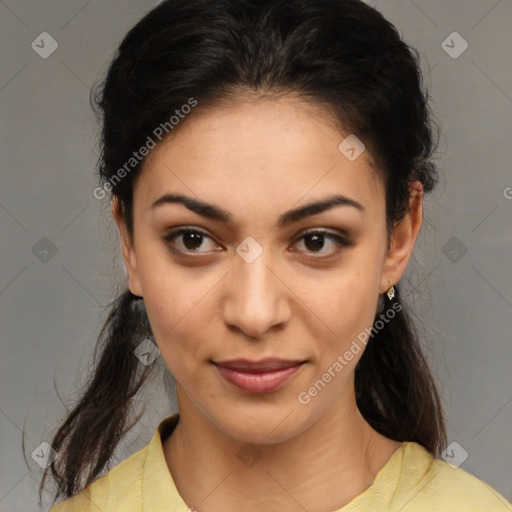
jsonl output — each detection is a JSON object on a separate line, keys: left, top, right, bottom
{"left": 162, "top": 227, "right": 352, "bottom": 258}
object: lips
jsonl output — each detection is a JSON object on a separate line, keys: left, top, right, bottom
{"left": 214, "top": 358, "right": 304, "bottom": 372}
{"left": 213, "top": 358, "right": 305, "bottom": 393}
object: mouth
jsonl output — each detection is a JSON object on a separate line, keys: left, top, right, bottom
{"left": 212, "top": 358, "right": 306, "bottom": 394}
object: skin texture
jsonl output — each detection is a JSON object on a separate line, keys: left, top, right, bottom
{"left": 112, "top": 95, "right": 423, "bottom": 512}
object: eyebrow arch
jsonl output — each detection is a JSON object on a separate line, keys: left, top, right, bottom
{"left": 151, "top": 193, "right": 365, "bottom": 228}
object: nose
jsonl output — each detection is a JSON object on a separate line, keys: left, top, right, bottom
{"left": 222, "top": 250, "right": 291, "bottom": 339}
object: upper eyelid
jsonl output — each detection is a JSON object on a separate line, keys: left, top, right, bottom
{"left": 165, "top": 226, "right": 348, "bottom": 239}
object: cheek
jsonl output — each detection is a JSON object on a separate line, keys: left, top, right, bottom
{"left": 136, "top": 243, "right": 199, "bottom": 328}
{"left": 318, "top": 279, "right": 378, "bottom": 347}
{"left": 142, "top": 290, "right": 206, "bottom": 385}
{"left": 135, "top": 250, "right": 218, "bottom": 370}
{"left": 306, "top": 250, "right": 383, "bottom": 357}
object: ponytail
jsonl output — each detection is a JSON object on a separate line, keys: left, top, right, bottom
{"left": 38, "top": 289, "right": 159, "bottom": 504}
{"left": 355, "top": 284, "right": 447, "bottom": 455}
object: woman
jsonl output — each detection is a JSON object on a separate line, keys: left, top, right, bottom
{"left": 42, "top": 0, "right": 512, "bottom": 510}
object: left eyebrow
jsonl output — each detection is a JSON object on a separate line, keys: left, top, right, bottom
{"left": 151, "top": 193, "right": 365, "bottom": 228}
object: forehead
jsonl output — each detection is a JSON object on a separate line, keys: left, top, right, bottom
{"left": 134, "top": 96, "right": 384, "bottom": 222}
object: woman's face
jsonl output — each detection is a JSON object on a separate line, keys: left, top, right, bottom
{"left": 113, "top": 95, "right": 421, "bottom": 443}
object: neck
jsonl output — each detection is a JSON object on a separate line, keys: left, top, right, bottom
{"left": 164, "top": 382, "right": 402, "bottom": 512}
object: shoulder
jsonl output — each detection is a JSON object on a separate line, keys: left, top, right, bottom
{"left": 48, "top": 413, "right": 181, "bottom": 512}
{"left": 48, "top": 443, "right": 149, "bottom": 512}
{"left": 393, "top": 442, "right": 512, "bottom": 511}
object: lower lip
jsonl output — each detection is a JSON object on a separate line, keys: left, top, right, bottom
{"left": 214, "top": 363, "right": 303, "bottom": 393}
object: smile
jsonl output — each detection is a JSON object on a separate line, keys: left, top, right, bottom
{"left": 213, "top": 360, "right": 305, "bottom": 393}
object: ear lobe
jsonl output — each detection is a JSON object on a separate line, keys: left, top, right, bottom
{"left": 379, "top": 181, "right": 423, "bottom": 294}
{"left": 111, "top": 197, "right": 143, "bottom": 297}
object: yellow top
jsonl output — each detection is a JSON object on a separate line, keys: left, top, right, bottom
{"left": 49, "top": 413, "right": 511, "bottom": 512}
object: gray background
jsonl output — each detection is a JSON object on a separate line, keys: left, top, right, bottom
{"left": 1, "top": 0, "right": 511, "bottom": 510}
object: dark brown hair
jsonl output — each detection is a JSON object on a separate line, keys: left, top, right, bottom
{"left": 38, "top": 0, "right": 446, "bottom": 504}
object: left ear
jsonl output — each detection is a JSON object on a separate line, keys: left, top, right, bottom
{"left": 379, "top": 181, "right": 424, "bottom": 294}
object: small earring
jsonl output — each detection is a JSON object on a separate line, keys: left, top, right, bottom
{"left": 386, "top": 286, "right": 395, "bottom": 301}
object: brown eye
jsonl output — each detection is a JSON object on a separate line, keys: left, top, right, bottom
{"left": 163, "top": 228, "right": 218, "bottom": 254}
{"left": 292, "top": 230, "right": 351, "bottom": 257}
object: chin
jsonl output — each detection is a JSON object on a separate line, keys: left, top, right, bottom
{"left": 212, "top": 402, "right": 306, "bottom": 445}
